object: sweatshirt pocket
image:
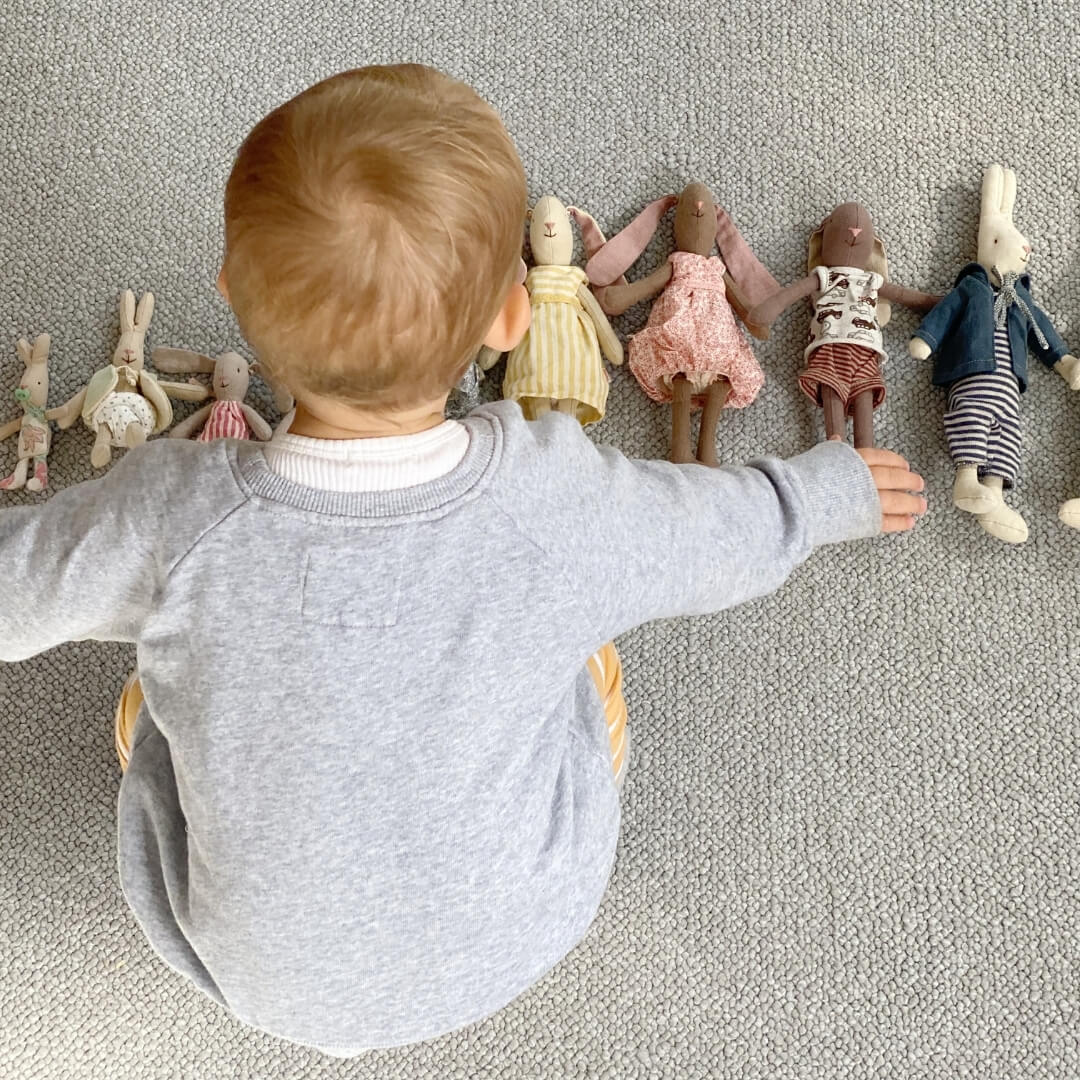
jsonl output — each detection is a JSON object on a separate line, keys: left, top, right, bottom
{"left": 300, "top": 542, "right": 403, "bottom": 629}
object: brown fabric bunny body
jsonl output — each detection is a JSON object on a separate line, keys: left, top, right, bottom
{"left": 585, "top": 183, "right": 778, "bottom": 466}
{"left": 749, "top": 203, "right": 939, "bottom": 448}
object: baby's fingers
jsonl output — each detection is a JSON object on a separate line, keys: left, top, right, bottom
{"left": 879, "top": 490, "right": 928, "bottom": 533}
{"left": 869, "top": 465, "right": 925, "bottom": 493}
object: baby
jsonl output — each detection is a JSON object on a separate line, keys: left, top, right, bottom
{"left": 0, "top": 65, "right": 926, "bottom": 1056}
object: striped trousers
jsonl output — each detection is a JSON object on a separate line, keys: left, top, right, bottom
{"left": 943, "top": 328, "right": 1022, "bottom": 486}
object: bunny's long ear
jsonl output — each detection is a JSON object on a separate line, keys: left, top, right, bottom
{"left": 584, "top": 194, "right": 678, "bottom": 287}
{"left": 1001, "top": 167, "right": 1017, "bottom": 218}
{"left": 981, "top": 164, "right": 1005, "bottom": 219}
{"left": 870, "top": 233, "right": 892, "bottom": 326}
{"left": 135, "top": 292, "right": 155, "bottom": 331}
{"left": 119, "top": 289, "right": 136, "bottom": 332}
{"left": 715, "top": 208, "right": 779, "bottom": 311}
{"left": 567, "top": 206, "right": 628, "bottom": 287}
{"left": 807, "top": 221, "right": 826, "bottom": 273}
{"left": 16, "top": 338, "right": 33, "bottom": 367}
{"left": 152, "top": 347, "right": 216, "bottom": 374}
{"left": 32, "top": 333, "right": 50, "bottom": 362}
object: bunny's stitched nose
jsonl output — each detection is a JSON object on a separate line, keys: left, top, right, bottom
{"left": 849, "top": 227, "right": 863, "bottom": 240}
{"left": 1023, "top": 244, "right": 1032, "bottom": 255}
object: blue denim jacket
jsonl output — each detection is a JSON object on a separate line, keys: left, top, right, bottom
{"left": 913, "top": 262, "right": 1068, "bottom": 392}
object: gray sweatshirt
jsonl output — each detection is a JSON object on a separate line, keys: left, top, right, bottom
{"left": 0, "top": 402, "right": 881, "bottom": 1054}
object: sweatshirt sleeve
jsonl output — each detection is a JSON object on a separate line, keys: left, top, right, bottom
{"left": 490, "top": 409, "right": 882, "bottom": 643}
{"left": 0, "top": 440, "right": 239, "bottom": 663}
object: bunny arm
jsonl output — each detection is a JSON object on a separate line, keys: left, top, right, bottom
{"left": 0, "top": 416, "right": 22, "bottom": 441}
{"left": 476, "top": 346, "right": 503, "bottom": 372}
{"left": 747, "top": 276, "right": 817, "bottom": 334}
{"left": 1054, "top": 354, "right": 1080, "bottom": 389}
{"left": 168, "top": 404, "right": 214, "bottom": 439}
{"left": 878, "top": 282, "right": 942, "bottom": 314}
{"left": 48, "top": 387, "right": 87, "bottom": 429}
{"left": 577, "top": 284, "right": 623, "bottom": 366}
{"left": 241, "top": 404, "right": 273, "bottom": 441}
{"left": 156, "top": 380, "right": 211, "bottom": 403}
{"left": 597, "top": 263, "right": 674, "bottom": 316}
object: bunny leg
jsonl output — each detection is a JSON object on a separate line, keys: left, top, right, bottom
{"left": 530, "top": 399, "right": 553, "bottom": 418}
{"left": 821, "top": 386, "right": 847, "bottom": 442}
{"left": 1059, "top": 497, "right": 1080, "bottom": 530}
{"left": 670, "top": 376, "right": 695, "bottom": 464}
{"left": 0, "top": 457, "right": 29, "bottom": 490}
{"left": 851, "top": 391, "right": 876, "bottom": 449}
{"left": 977, "top": 475, "right": 1028, "bottom": 544}
{"left": 25, "top": 456, "right": 48, "bottom": 492}
{"left": 90, "top": 425, "right": 114, "bottom": 468}
{"left": 123, "top": 421, "right": 148, "bottom": 450}
{"left": 695, "top": 378, "right": 731, "bottom": 467}
{"left": 554, "top": 398, "right": 577, "bottom": 417}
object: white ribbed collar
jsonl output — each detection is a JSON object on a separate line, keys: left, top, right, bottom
{"left": 263, "top": 411, "right": 470, "bottom": 493}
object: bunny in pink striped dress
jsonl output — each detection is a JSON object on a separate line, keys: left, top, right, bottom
{"left": 151, "top": 348, "right": 273, "bottom": 442}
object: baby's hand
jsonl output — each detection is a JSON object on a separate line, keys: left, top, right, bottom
{"left": 857, "top": 448, "right": 927, "bottom": 534}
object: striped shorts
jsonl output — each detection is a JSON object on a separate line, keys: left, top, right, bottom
{"left": 798, "top": 342, "right": 885, "bottom": 411}
{"left": 115, "top": 644, "right": 631, "bottom": 789}
{"left": 943, "top": 328, "right": 1022, "bottom": 486}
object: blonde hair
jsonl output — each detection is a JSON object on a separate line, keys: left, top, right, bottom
{"left": 223, "top": 65, "right": 527, "bottom": 409}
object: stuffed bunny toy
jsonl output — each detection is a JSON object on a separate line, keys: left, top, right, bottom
{"left": 0, "top": 334, "right": 61, "bottom": 492}
{"left": 748, "top": 203, "right": 940, "bottom": 448}
{"left": 584, "top": 182, "right": 778, "bottom": 466}
{"left": 909, "top": 165, "right": 1080, "bottom": 544}
{"left": 151, "top": 348, "right": 273, "bottom": 441}
{"left": 497, "top": 196, "right": 623, "bottom": 425}
{"left": 51, "top": 290, "right": 209, "bottom": 468}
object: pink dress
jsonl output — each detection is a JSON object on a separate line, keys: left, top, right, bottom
{"left": 198, "top": 400, "right": 252, "bottom": 442}
{"left": 628, "top": 252, "right": 764, "bottom": 410}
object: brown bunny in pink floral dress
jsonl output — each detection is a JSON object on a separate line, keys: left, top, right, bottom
{"left": 585, "top": 183, "right": 778, "bottom": 466}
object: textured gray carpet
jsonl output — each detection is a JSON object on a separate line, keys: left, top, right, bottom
{"left": 2, "top": 2, "right": 1079, "bottom": 1077}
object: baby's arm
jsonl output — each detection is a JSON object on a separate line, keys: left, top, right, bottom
{"left": 0, "top": 449, "right": 166, "bottom": 661}
{"left": 496, "top": 414, "right": 912, "bottom": 644}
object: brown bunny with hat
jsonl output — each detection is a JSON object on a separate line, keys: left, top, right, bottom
{"left": 749, "top": 203, "right": 940, "bottom": 448}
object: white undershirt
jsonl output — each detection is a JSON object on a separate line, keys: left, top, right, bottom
{"left": 262, "top": 411, "right": 470, "bottom": 492}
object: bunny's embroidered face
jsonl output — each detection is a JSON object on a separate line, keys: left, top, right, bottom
{"left": 213, "top": 352, "right": 252, "bottom": 402}
{"left": 818, "top": 203, "right": 878, "bottom": 267}
{"left": 16, "top": 334, "right": 50, "bottom": 408}
{"left": 528, "top": 196, "right": 574, "bottom": 267}
{"left": 977, "top": 165, "right": 1032, "bottom": 281}
{"left": 674, "top": 182, "right": 718, "bottom": 257}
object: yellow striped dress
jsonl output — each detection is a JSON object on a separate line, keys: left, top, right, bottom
{"left": 503, "top": 265, "right": 610, "bottom": 426}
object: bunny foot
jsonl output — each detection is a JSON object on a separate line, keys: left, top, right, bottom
{"left": 124, "top": 423, "right": 147, "bottom": 449}
{"left": 25, "top": 462, "right": 47, "bottom": 492}
{"left": 978, "top": 502, "right": 1028, "bottom": 544}
{"left": 90, "top": 441, "right": 113, "bottom": 468}
{"left": 952, "top": 466, "right": 996, "bottom": 515}
{"left": 0, "top": 459, "right": 29, "bottom": 490}
{"left": 1059, "top": 498, "right": 1080, "bottom": 530}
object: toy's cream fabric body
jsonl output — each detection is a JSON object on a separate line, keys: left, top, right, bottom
{"left": 504, "top": 265, "right": 609, "bottom": 424}
{"left": 0, "top": 334, "right": 55, "bottom": 493}
{"left": 52, "top": 291, "right": 209, "bottom": 468}
{"left": 909, "top": 166, "right": 1080, "bottom": 543}
{"left": 499, "top": 197, "right": 622, "bottom": 425}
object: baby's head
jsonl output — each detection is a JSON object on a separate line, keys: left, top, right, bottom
{"left": 220, "top": 65, "right": 529, "bottom": 422}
